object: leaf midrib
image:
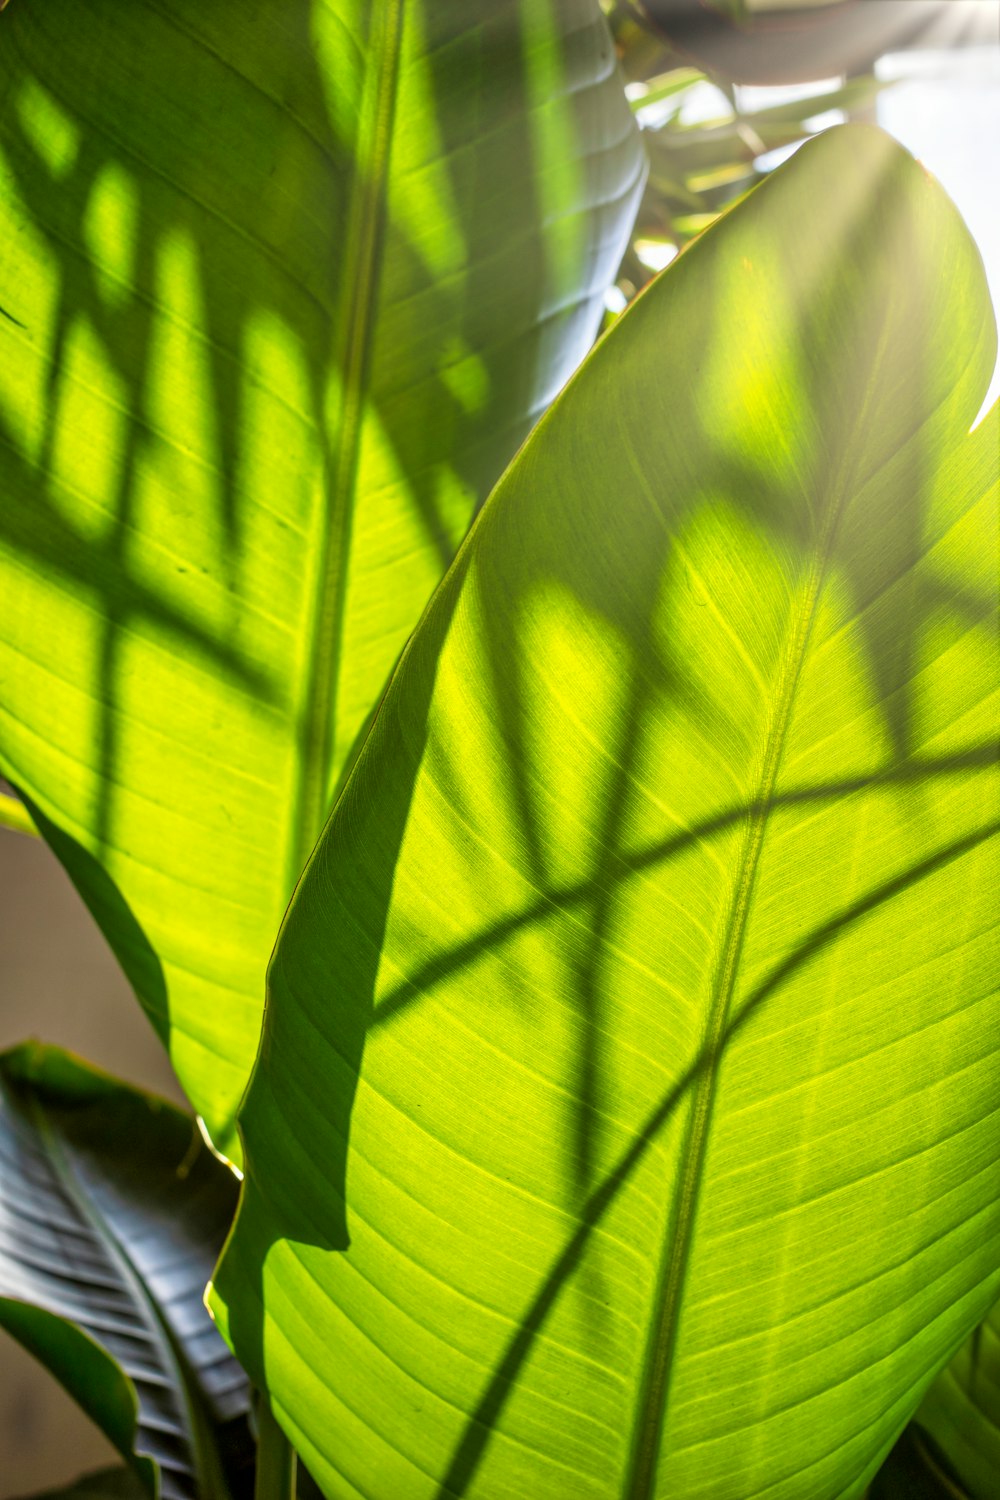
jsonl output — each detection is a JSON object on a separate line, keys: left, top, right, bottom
{"left": 292, "top": 0, "right": 407, "bottom": 882}
{"left": 25, "top": 1089, "right": 215, "bottom": 1499}
{"left": 623, "top": 314, "right": 897, "bottom": 1498}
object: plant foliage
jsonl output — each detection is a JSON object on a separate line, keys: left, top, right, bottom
{"left": 0, "top": 1045, "right": 249, "bottom": 1499}
{"left": 211, "top": 124, "right": 1000, "bottom": 1499}
{"left": 0, "top": 5, "right": 997, "bottom": 1499}
{"left": 0, "top": 0, "right": 644, "bottom": 1152}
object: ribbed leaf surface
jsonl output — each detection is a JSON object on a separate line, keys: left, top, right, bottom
{"left": 0, "top": 1045, "right": 249, "bottom": 1500}
{"left": 212, "top": 125, "right": 1000, "bottom": 1499}
{"left": 0, "top": 0, "right": 644, "bottom": 1147}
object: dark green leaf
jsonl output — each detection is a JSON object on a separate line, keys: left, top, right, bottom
{"left": 0, "top": 1045, "right": 250, "bottom": 1500}
{"left": 916, "top": 1299, "right": 1000, "bottom": 1499}
{"left": 868, "top": 1427, "right": 970, "bottom": 1500}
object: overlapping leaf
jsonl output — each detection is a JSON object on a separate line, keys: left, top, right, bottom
{"left": 866, "top": 1429, "right": 965, "bottom": 1499}
{"left": 0, "top": 1045, "right": 250, "bottom": 1499}
{"left": 915, "top": 1299, "right": 1000, "bottom": 1498}
{"left": 212, "top": 126, "right": 1000, "bottom": 1498}
{"left": 0, "top": 0, "right": 644, "bottom": 1148}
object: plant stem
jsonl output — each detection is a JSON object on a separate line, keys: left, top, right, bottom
{"left": 256, "top": 1394, "right": 297, "bottom": 1500}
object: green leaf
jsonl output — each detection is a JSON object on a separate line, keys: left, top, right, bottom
{"left": 212, "top": 124, "right": 1000, "bottom": 1498}
{"left": 0, "top": 0, "right": 645, "bottom": 1150}
{"left": 0, "top": 1044, "right": 250, "bottom": 1500}
{"left": 915, "top": 1300, "right": 1000, "bottom": 1498}
{"left": 629, "top": 69, "right": 706, "bottom": 114}
{"left": 646, "top": 112, "right": 842, "bottom": 179}
{"left": 0, "top": 786, "right": 36, "bottom": 836}
{"left": 867, "top": 1429, "right": 968, "bottom": 1499}
{"left": 740, "top": 75, "right": 891, "bottom": 129}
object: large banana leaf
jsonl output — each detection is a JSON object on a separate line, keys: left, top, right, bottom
{"left": 0, "top": 1044, "right": 251, "bottom": 1500}
{"left": 0, "top": 0, "right": 644, "bottom": 1148}
{"left": 211, "top": 125, "right": 1000, "bottom": 1499}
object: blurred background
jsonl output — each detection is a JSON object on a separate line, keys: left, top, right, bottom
{"left": 2, "top": 0, "right": 997, "bottom": 1493}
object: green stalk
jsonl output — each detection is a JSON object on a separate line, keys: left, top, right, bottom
{"left": 256, "top": 1395, "right": 297, "bottom": 1500}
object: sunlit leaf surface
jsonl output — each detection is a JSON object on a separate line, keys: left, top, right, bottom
{"left": 0, "top": 1045, "right": 249, "bottom": 1500}
{"left": 212, "top": 126, "right": 1000, "bottom": 1498}
{"left": 0, "top": 0, "right": 644, "bottom": 1147}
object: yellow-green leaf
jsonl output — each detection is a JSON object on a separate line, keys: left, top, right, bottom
{"left": 213, "top": 125, "right": 999, "bottom": 1498}
{"left": 0, "top": 0, "right": 645, "bottom": 1149}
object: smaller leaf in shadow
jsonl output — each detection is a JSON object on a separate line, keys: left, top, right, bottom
{"left": 0, "top": 1044, "right": 251, "bottom": 1500}
{"left": 915, "top": 1297, "right": 1000, "bottom": 1500}
{"left": 868, "top": 1425, "right": 971, "bottom": 1499}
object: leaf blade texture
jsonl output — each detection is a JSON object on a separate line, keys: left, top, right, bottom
{"left": 0, "top": 1044, "right": 250, "bottom": 1500}
{"left": 0, "top": 0, "right": 645, "bottom": 1147}
{"left": 212, "top": 123, "right": 1000, "bottom": 1499}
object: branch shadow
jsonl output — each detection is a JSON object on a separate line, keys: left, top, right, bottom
{"left": 368, "top": 742, "right": 1000, "bottom": 1035}
{"left": 5, "top": 13, "right": 993, "bottom": 1492}
{"left": 210, "top": 124, "right": 1000, "bottom": 1493}
{"left": 0, "top": 0, "right": 643, "bottom": 1135}
{"left": 434, "top": 816, "right": 1000, "bottom": 1496}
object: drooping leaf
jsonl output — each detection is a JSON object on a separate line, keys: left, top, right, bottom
{"left": 212, "top": 124, "right": 1000, "bottom": 1499}
{"left": 0, "top": 0, "right": 644, "bottom": 1150}
{"left": 0, "top": 1044, "right": 250, "bottom": 1500}
{"left": 913, "top": 1299, "right": 1000, "bottom": 1499}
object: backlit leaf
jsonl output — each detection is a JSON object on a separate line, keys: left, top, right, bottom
{"left": 0, "top": 0, "right": 644, "bottom": 1149}
{"left": 213, "top": 126, "right": 1000, "bottom": 1498}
